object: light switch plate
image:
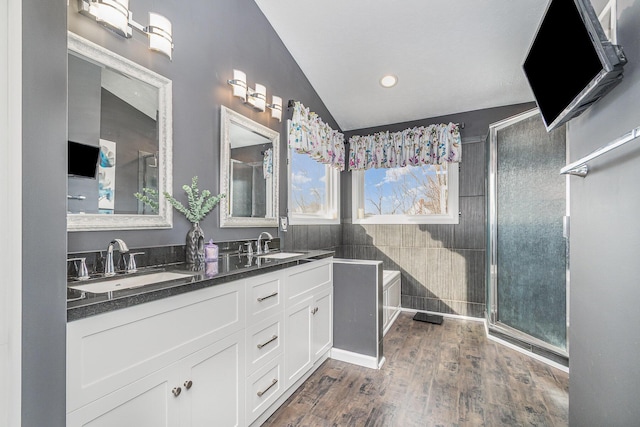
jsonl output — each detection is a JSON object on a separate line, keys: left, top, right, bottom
{"left": 279, "top": 216, "right": 288, "bottom": 232}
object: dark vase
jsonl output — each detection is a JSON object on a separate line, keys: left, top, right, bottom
{"left": 186, "top": 222, "right": 205, "bottom": 265}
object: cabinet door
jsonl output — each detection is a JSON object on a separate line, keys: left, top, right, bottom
{"left": 312, "top": 286, "right": 333, "bottom": 362}
{"left": 181, "top": 330, "right": 246, "bottom": 427}
{"left": 284, "top": 295, "right": 313, "bottom": 388}
{"left": 67, "top": 364, "right": 179, "bottom": 427}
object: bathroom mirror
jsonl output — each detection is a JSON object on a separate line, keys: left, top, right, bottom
{"left": 220, "top": 106, "right": 279, "bottom": 227}
{"left": 67, "top": 32, "right": 173, "bottom": 231}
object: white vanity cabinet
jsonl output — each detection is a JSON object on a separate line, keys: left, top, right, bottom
{"left": 284, "top": 259, "right": 333, "bottom": 388}
{"left": 67, "top": 257, "right": 333, "bottom": 427}
{"left": 67, "top": 330, "right": 245, "bottom": 427}
{"left": 67, "top": 279, "right": 246, "bottom": 427}
{"left": 244, "top": 270, "right": 286, "bottom": 424}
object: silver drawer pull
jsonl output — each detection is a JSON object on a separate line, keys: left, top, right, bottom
{"left": 257, "top": 379, "right": 278, "bottom": 397}
{"left": 257, "top": 335, "right": 278, "bottom": 349}
{"left": 257, "top": 291, "right": 278, "bottom": 302}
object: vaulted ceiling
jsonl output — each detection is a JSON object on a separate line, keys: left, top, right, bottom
{"left": 254, "top": 0, "right": 551, "bottom": 131}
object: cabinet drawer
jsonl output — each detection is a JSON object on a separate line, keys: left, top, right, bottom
{"left": 246, "top": 270, "right": 284, "bottom": 324}
{"left": 285, "top": 259, "right": 332, "bottom": 304}
{"left": 67, "top": 280, "right": 245, "bottom": 412}
{"left": 246, "top": 312, "right": 283, "bottom": 375}
{"left": 246, "top": 354, "right": 285, "bottom": 424}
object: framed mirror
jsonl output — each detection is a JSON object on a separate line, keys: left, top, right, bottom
{"left": 67, "top": 32, "right": 173, "bottom": 231}
{"left": 220, "top": 106, "right": 279, "bottom": 227}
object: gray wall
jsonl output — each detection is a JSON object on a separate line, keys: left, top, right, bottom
{"left": 22, "top": 0, "right": 68, "bottom": 425}
{"left": 25, "top": 1, "right": 338, "bottom": 425}
{"left": 568, "top": 1, "right": 640, "bottom": 425}
{"left": 66, "top": 0, "right": 339, "bottom": 252}
{"left": 335, "top": 103, "right": 535, "bottom": 317}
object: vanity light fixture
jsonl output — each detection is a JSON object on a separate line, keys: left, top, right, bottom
{"left": 78, "top": 0, "right": 174, "bottom": 60}
{"left": 227, "top": 70, "right": 281, "bottom": 120}
{"left": 247, "top": 83, "right": 267, "bottom": 112}
{"left": 267, "top": 96, "right": 283, "bottom": 122}
{"left": 228, "top": 69, "right": 248, "bottom": 100}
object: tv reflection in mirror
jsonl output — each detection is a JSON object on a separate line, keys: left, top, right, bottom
{"left": 68, "top": 140, "right": 100, "bottom": 178}
{"left": 68, "top": 48, "right": 160, "bottom": 216}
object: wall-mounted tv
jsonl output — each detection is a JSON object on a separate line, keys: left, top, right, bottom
{"left": 523, "top": 0, "right": 627, "bottom": 131}
{"left": 68, "top": 141, "right": 100, "bottom": 178}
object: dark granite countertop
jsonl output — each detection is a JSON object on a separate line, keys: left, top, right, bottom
{"left": 67, "top": 250, "right": 334, "bottom": 322}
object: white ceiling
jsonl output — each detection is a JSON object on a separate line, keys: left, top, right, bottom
{"left": 254, "top": 0, "right": 550, "bottom": 131}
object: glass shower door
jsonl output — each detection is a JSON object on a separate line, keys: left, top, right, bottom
{"left": 488, "top": 109, "right": 568, "bottom": 354}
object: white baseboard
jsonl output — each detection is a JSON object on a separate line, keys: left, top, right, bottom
{"left": 330, "top": 348, "right": 384, "bottom": 370}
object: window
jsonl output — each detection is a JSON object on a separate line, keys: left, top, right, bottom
{"left": 352, "top": 163, "right": 459, "bottom": 224}
{"left": 288, "top": 150, "right": 340, "bottom": 224}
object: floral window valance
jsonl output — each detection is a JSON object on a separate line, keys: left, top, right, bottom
{"left": 288, "top": 101, "right": 346, "bottom": 171}
{"left": 348, "top": 123, "right": 461, "bottom": 171}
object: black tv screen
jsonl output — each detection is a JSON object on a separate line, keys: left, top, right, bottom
{"left": 523, "top": 0, "right": 626, "bottom": 131}
{"left": 68, "top": 141, "right": 100, "bottom": 178}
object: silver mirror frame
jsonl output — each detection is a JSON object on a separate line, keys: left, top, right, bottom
{"left": 67, "top": 32, "right": 173, "bottom": 231}
{"left": 220, "top": 106, "right": 279, "bottom": 228}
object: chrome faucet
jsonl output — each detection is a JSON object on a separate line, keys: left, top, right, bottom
{"left": 256, "top": 231, "right": 273, "bottom": 255}
{"left": 105, "top": 238, "right": 129, "bottom": 277}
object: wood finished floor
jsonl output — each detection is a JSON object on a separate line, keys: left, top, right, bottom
{"left": 262, "top": 312, "right": 569, "bottom": 427}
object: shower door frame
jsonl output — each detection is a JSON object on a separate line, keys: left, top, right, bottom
{"left": 487, "top": 108, "right": 570, "bottom": 359}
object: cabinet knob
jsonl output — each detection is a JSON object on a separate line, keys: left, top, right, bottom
{"left": 172, "top": 387, "right": 182, "bottom": 397}
{"left": 184, "top": 380, "right": 193, "bottom": 390}
{"left": 311, "top": 307, "right": 319, "bottom": 315}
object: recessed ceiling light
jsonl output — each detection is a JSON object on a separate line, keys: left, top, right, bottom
{"left": 380, "top": 74, "right": 398, "bottom": 88}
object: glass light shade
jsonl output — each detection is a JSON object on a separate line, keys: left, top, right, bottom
{"left": 228, "top": 69, "right": 247, "bottom": 100}
{"left": 147, "top": 12, "right": 173, "bottom": 59}
{"left": 269, "top": 95, "right": 283, "bottom": 121}
{"left": 89, "top": 0, "right": 130, "bottom": 37}
{"left": 249, "top": 84, "right": 266, "bottom": 111}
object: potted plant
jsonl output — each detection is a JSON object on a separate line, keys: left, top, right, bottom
{"left": 135, "top": 176, "right": 225, "bottom": 265}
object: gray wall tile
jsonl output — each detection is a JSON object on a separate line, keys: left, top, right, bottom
{"left": 401, "top": 224, "right": 426, "bottom": 248}
{"left": 425, "top": 248, "right": 452, "bottom": 300}
{"left": 377, "top": 224, "right": 402, "bottom": 247}
{"left": 423, "top": 224, "right": 454, "bottom": 248}
{"left": 450, "top": 249, "right": 486, "bottom": 304}
{"left": 459, "top": 141, "right": 486, "bottom": 197}
{"left": 400, "top": 247, "right": 428, "bottom": 297}
{"left": 453, "top": 196, "right": 485, "bottom": 249}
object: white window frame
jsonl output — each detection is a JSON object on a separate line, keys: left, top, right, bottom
{"left": 351, "top": 163, "right": 459, "bottom": 225}
{"left": 288, "top": 148, "right": 340, "bottom": 225}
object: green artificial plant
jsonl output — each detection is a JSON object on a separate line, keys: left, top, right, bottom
{"left": 135, "top": 176, "right": 225, "bottom": 224}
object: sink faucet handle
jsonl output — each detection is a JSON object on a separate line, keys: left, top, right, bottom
{"left": 244, "top": 242, "right": 254, "bottom": 257}
{"left": 127, "top": 252, "right": 145, "bottom": 274}
{"left": 263, "top": 240, "right": 271, "bottom": 254}
{"left": 67, "top": 257, "right": 90, "bottom": 281}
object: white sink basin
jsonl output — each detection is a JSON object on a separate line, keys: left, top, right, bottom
{"left": 258, "top": 252, "right": 305, "bottom": 260}
{"left": 68, "top": 271, "right": 196, "bottom": 294}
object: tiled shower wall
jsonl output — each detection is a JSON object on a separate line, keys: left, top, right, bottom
{"left": 281, "top": 224, "right": 343, "bottom": 255}
{"left": 282, "top": 141, "right": 486, "bottom": 318}
{"left": 341, "top": 141, "right": 486, "bottom": 318}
